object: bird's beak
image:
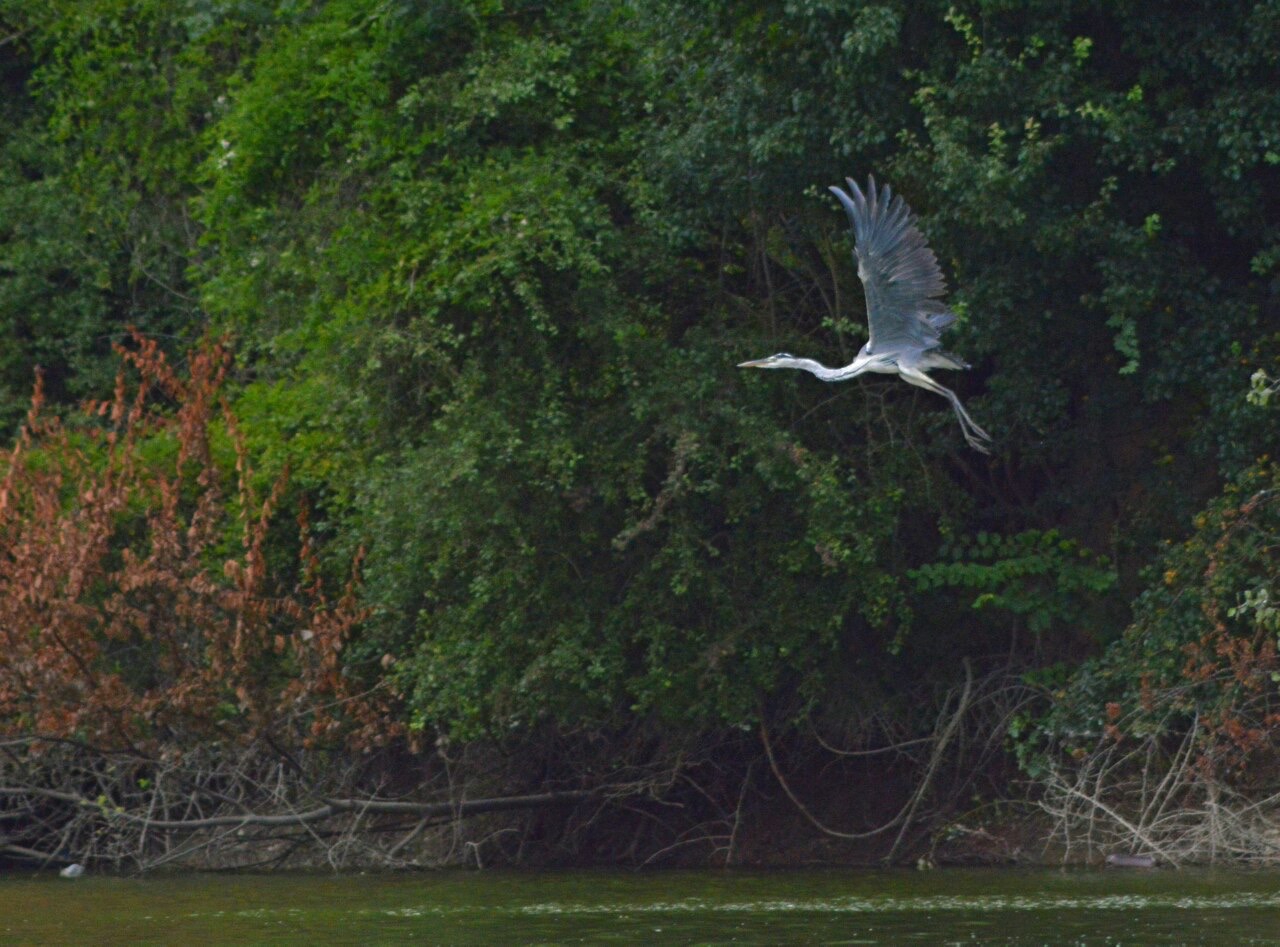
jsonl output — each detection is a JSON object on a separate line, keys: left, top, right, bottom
{"left": 737, "top": 358, "right": 769, "bottom": 368}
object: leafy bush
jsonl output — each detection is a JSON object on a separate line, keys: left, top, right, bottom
{"left": 0, "top": 1, "right": 268, "bottom": 426}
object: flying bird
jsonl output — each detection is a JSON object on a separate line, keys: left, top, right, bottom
{"left": 739, "top": 176, "right": 991, "bottom": 453}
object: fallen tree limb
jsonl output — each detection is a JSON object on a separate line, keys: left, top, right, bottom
{"left": 0, "top": 841, "right": 74, "bottom": 863}
{"left": 324, "top": 791, "right": 595, "bottom": 818}
{"left": 0, "top": 787, "right": 595, "bottom": 832}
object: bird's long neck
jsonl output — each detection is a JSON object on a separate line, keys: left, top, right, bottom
{"left": 791, "top": 355, "right": 871, "bottom": 382}
{"left": 787, "top": 357, "right": 844, "bottom": 381}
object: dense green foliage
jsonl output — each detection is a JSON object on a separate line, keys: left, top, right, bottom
{"left": 1, "top": 0, "right": 1277, "bottom": 789}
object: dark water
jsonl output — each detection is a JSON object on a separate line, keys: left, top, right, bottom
{"left": 4, "top": 867, "right": 1280, "bottom": 944}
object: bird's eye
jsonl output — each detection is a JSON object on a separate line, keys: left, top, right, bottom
{"left": 777, "top": 352, "right": 792, "bottom": 359}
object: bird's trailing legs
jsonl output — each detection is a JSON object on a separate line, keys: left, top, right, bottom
{"left": 898, "top": 366, "right": 993, "bottom": 453}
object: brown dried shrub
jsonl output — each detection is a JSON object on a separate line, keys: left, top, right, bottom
{"left": 0, "top": 333, "right": 401, "bottom": 755}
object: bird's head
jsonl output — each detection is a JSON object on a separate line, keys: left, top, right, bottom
{"left": 737, "top": 352, "right": 798, "bottom": 370}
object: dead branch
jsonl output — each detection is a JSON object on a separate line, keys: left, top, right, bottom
{"left": 886, "top": 657, "right": 974, "bottom": 862}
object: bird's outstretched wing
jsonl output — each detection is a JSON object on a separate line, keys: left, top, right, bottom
{"left": 829, "top": 176, "right": 954, "bottom": 356}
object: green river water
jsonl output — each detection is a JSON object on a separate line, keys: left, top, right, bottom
{"left": 4, "top": 866, "right": 1280, "bottom": 944}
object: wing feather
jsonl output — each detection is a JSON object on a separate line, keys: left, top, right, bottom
{"left": 829, "top": 175, "right": 953, "bottom": 355}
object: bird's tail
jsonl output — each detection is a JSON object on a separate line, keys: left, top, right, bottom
{"left": 927, "top": 350, "right": 971, "bottom": 371}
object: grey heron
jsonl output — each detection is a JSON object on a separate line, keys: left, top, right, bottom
{"left": 739, "top": 176, "right": 992, "bottom": 453}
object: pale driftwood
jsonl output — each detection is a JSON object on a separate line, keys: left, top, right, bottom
{"left": 1105, "top": 853, "right": 1156, "bottom": 868}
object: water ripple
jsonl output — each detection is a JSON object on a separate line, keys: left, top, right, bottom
{"left": 509, "top": 893, "right": 1280, "bottom": 916}
{"left": 330, "top": 891, "right": 1280, "bottom": 920}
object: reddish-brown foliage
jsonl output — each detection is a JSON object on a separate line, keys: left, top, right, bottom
{"left": 0, "top": 334, "right": 401, "bottom": 754}
{"left": 1175, "top": 478, "right": 1280, "bottom": 776}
